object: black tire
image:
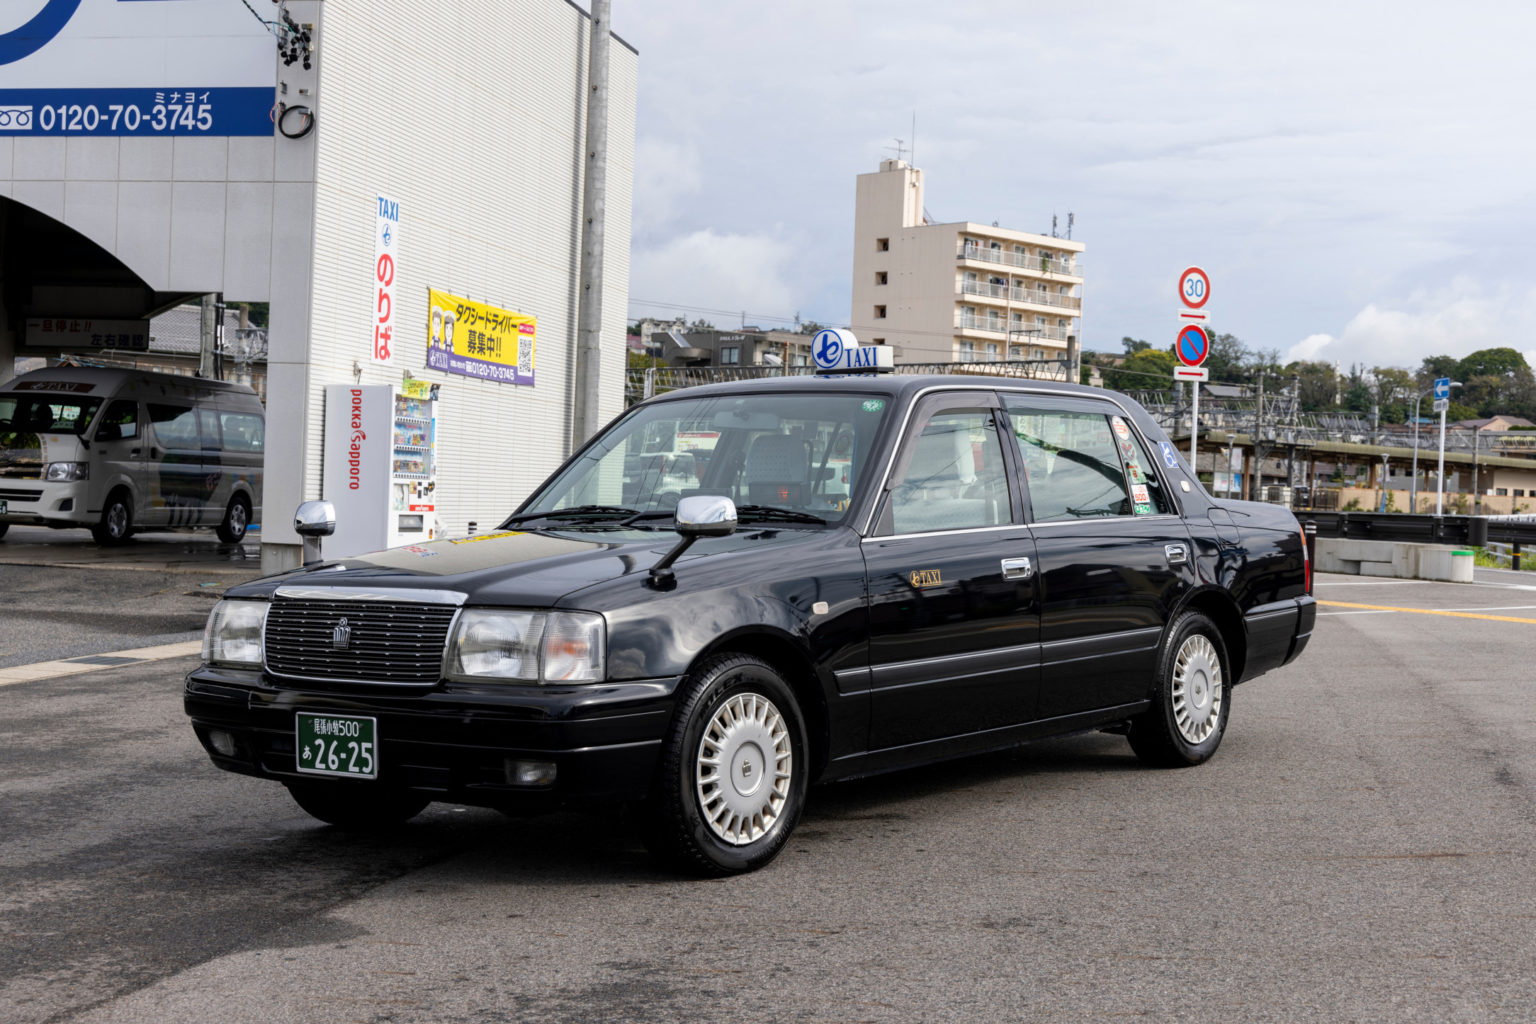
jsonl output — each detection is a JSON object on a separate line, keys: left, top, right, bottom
{"left": 216, "top": 494, "right": 251, "bottom": 543}
{"left": 285, "top": 782, "right": 432, "bottom": 830}
{"left": 91, "top": 489, "right": 133, "bottom": 546}
{"left": 0, "top": 522, "right": 9, "bottom": 540}
{"left": 642, "top": 654, "right": 808, "bottom": 875}
{"left": 1127, "top": 611, "right": 1231, "bottom": 768}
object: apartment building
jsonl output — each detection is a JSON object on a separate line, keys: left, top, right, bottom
{"left": 849, "top": 159, "right": 1084, "bottom": 370}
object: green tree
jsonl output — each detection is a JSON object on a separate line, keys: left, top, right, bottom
{"left": 1418, "top": 354, "right": 1460, "bottom": 387}
{"left": 1122, "top": 336, "right": 1152, "bottom": 355}
{"left": 1103, "top": 349, "right": 1175, "bottom": 391}
{"left": 1370, "top": 366, "right": 1415, "bottom": 423}
{"left": 1454, "top": 348, "right": 1535, "bottom": 417}
{"left": 1283, "top": 360, "right": 1339, "bottom": 411}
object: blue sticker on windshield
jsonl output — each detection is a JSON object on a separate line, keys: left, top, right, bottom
{"left": 1159, "top": 441, "right": 1179, "bottom": 469}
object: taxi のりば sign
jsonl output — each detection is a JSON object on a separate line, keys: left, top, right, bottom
{"left": 811, "top": 329, "right": 893, "bottom": 373}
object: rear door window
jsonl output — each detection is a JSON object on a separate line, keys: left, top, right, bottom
{"left": 148, "top": 404, "right": 199, "bottom": 447}
{"left": 1003, "top": 401, "right": 1131, "bottom": 522}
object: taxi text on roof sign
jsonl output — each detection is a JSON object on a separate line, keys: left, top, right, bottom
{"left": 811, "top": 329, "right": 894, "bottom": 374}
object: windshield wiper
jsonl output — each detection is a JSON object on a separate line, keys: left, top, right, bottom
{"left": 502, "top": 504, "right": 639, "bottom": 524}
{"left": 734, "top": 505, "right": 828, "bottom": 525}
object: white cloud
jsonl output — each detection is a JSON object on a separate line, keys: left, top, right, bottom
{"left": 631, "top": 138, "right": 702, "bottom": 239}
{"left": 1285, "top": 279, "right": 1536, "bottom": 371}
{"left": 629, "top": 229, "right": 800, "bottom": 326}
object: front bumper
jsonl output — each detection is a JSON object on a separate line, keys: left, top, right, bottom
{"left": 0, "top": 480, "right": 92, "bottom": 524}
{"left": 184, "top": 667, "right": 683, "bottom": 808}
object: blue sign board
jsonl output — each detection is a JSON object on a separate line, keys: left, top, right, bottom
{"left": 0, "top": 88, "right": 275, "bottom": 136}
{"left": 1433, "top": 377, "right": 1451, "bottom": 400}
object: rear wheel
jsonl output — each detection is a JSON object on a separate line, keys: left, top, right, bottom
{"left": 643, "top": 654, "right": 807, "bottom": 875}
{"left": 216, "top": 494, "right": 251, "bottom": 543}
{"left": 1127, "top": 611, "right": 1231, "bottom": 768}
{"left": 91, "top": 490, "right": 133, "bottom": 546}
{"left": 286, "top": 782, "right": 431, "bottom": 830}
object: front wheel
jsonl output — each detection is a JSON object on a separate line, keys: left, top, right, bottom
{"left": 285, "top": 782, "right": 431, "bottom": 830}
{"left": 91, "top": 490, "right": 133, "bottom": 546}
{"left": 0, "top": 522, "right": 9, "bottom": 540}
{"left": 643, "top": 654, "right": 808, "bottom": 875}
{"left": 1127, "top": 611, "right": 1231, "bottom": 768}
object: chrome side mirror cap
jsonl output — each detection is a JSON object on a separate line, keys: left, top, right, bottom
{"left": 294, "top": 500, "right": 337, "bottom": 537}
{"left": 674, "top": 495, "right": 737, "bottom": 538}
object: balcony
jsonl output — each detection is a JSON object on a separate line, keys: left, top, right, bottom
{"left": 957, "top": 242, "right": 1082, "bottom": 277}
{"left": 958, "top": 280, "right": 1010, "bottom": 302}
{"left": 955, "top": 314, "right": 1008, "bottom": 335}
{"left": 1009, "top": 287, "right": 1082, "bottom": 311}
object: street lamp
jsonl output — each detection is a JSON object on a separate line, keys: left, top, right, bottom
{"left": 1411, "top": 382, "right": 1460, "bottom": 514}
{"left": 1434, "top": 381, "right": 1463, "bottom": 517}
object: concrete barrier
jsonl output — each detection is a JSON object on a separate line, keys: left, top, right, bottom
{"left": 1316, "top": 538, "right": 1475, "bottom": 583}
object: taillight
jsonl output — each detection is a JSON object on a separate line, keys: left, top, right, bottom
{"left": 1298, "top": 526, "right": 1312, "bottom": 595}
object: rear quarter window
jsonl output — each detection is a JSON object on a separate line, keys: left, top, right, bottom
{"left": 220, "top": 412, "right": 264, "bottom": 452}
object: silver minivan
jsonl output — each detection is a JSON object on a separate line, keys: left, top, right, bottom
{"left": 0, "top": 367, "right": 264, "bottom": 545}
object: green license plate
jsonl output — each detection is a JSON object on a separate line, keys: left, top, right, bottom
{"left": 296, "top": 713, "right": 378, "bottom": 779}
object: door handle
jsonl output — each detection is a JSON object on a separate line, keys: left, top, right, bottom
{"left": 130, "top": 448, "right": 141, "bottom": 456}
{"left": 1165, "top": 543, "right": 1188, "bottom": 565}
{"left": 1001, "top": 556, "right": 1034, "bottom": 580}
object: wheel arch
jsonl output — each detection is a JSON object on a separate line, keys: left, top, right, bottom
{"left": 689, "top": 626, "right": 832, "bottom": 783}
{"left": 1170, "top": 587, "right": 1247, "bottom": 683}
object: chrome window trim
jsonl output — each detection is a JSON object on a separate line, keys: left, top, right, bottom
{"left": 859, "top": 523, "right": 1027, "bottom": 544}
{"left": 1025, "top": 514, "right": 1182, "bottom": 528}
{"left": 271, "top": 586, "right": 469, "bottom": 605}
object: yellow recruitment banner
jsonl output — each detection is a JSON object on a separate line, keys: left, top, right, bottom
{"left": 426, "top": 289, "right": 536, "bottom": 386}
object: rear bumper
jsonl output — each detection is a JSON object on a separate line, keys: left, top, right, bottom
{"left": 1241, "top": 595, "right": 1316, "bottom": 681}
{"left": 184, "top": 667, "right": 683, "bottom": 808}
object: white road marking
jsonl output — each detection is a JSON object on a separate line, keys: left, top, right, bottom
{"left": 0, "top": 641, "right": 201, "bottom": 688}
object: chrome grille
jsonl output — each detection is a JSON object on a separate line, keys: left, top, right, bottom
{"left": 263, "top": 598, "right": 458, "bottom": 685}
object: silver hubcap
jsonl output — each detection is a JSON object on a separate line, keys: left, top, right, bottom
{"left": 106, "top": 503, "right": 128, "bottom": 538}
{"left": 228, "top": 503, "right": 247, "bottom": 534}
{"left": 695, "top": 691, "right": 793, "bottom": 846}
{"left": 1172, "top": 634, "right": 1223, "bottom": 744}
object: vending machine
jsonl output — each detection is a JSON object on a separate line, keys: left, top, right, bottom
{"left": 323, "top": 381, "right": 440, "bottom": 558}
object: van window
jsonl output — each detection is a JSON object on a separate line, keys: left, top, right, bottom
{"left": 198, "top": 409, "right": 222, "bottom": 451}
{"left": 0, "top": 395, "right": 103, "bottom": 436}
{"left": 219, "top": 411, "right": 264, "bottom": 453}
{"left": 96, "top": 400, "right": 139, "bottom": 441}
{"left": 148, "top": 404, "right": 199, "bottom": 448}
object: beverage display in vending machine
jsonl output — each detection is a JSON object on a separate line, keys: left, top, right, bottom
{"left": 389, "top": 382, "right": 438, "bottom": 546}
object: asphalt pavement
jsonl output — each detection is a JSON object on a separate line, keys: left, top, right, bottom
{"left": 2, "top": 570, "right": 1534, "bottom": 1022}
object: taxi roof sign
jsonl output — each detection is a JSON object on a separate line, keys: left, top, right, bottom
{"left": 812, "top": 328, "right": 893, "bottom": 373}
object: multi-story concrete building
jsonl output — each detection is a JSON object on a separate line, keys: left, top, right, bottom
{"left": 849, "top": 160, "right": 1084, "bottom": 371}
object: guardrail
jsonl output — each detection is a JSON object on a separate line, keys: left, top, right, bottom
{"left": 1297, "top": 511, "right": 1536, "bottom": 547}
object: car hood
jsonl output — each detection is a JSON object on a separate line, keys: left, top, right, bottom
{"left": 236, "top": 525, "right": 829, "bottom": 607}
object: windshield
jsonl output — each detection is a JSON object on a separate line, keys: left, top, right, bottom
{"left": 0, "top": 394, "right": 103, "bottom": 438}
{"left": 519, "top": 391, "right": 891, "bottom": 525}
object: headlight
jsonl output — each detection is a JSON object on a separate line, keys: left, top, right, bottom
{"left": 446, "top": 609, "right": 605, "bottom": 683}
{"left": 202, "top": 599, "right": 268, "bottom": 666}
{"left": 45, "top": 462, "right": 89, "bottom": 481}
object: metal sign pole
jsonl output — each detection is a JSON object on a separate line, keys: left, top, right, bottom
{"left": 1436, "top": 404, "right": 1447, "bottom": 516}
{"left": 1189, "top": 383, "right": 1199, "bottom": 468}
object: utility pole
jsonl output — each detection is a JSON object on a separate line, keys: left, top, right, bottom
{"left": 571, "top": 0, "right": 611, "bottom": 452}
{"left": 1250, "top": 373, "right": 1265, "bottom": 500}
{"left": 198, "top": 293, "right": 219, "bottom": 379}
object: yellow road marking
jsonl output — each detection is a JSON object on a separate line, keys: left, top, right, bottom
{"left": 0, "top": 640, "right": 201, "bottom": 688}
{"left": 1317, "top": 600, "right": 1536, "bottom": 625}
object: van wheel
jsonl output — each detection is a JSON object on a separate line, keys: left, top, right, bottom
{"left": 0, "top": 522, "right": 9, "bottom": 541}
{"left": 91, "top": 490, "right": 133, "bottom": 546}
{"left": 217, "top": 495, "right": 251, "bottom": 543}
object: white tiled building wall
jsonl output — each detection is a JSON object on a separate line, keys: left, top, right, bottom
{"left": 298, "top": 0, "right": 636, "bottom": 544}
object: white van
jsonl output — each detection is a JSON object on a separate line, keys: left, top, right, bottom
{"left": 0, "top": 367, "right": 264, "bottom": 545}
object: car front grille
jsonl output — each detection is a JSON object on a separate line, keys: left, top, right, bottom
{"left": 263, "top": 597, "right": 458, "bottom": 685}
{"left": 0, "top": 487, "right": 43, "bottom": 501}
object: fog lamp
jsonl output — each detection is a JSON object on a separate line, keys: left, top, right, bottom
{"left": 208, "top": 729, "right": 239, "bottom": 757}
{"left": 506, "top": 759, "right": 557, "bottom": 786}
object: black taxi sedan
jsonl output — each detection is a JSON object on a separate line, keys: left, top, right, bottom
{"left": 187, "top": 372, "right": 1314, "bottom": 874}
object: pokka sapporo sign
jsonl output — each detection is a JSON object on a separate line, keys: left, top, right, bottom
{"left": 426, "top": 288, "right": 536, "bottom": 386}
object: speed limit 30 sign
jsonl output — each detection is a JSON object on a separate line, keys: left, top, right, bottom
{"left": 1179, "top": 267, "right": 1210, "bottom": 309}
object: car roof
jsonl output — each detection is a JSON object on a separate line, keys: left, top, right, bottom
{"left": 2, "top": 366, "right": 259, "bottom": 397}
{"left": 644, "top": 372, "right": 1129, "bottom": 406}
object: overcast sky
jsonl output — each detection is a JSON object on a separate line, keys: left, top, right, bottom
{"left": 611, "top": 0, "right": 1536, "bottom": 371}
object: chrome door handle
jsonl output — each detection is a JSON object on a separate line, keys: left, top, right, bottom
{"left": 1165, "top": 543, "right": 1188, "bottom": 565}
{"left": 1001, "top": 556, "right": 1034, "bottom": 580}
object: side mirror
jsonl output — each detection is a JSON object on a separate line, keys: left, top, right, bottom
{"left": 294, "top": 500, "right": 337, "bottom": 536}
{"left": 650, "top": 495, "right": 736, "bottom": 586}
{"left": 674, "top": 495, "right": 737, "bottom": 538}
